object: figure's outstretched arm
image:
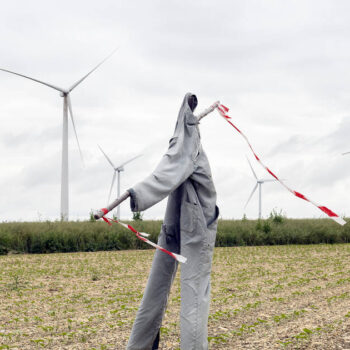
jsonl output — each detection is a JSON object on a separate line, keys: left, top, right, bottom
{"left": 94, "top": 191, "right": 130, "bottom": 219}
{"left": 93, "top": 100, "right": 220, "bottom": 218}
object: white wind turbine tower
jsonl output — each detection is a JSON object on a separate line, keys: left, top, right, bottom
{"left": 98, "top": 145, "right": 142, "bottom": 219}
{"left": 0, "top": 49, "right": 117, "bottom": 221}
{"left": 244, "top": 157, "right": 279, "bottom": 219}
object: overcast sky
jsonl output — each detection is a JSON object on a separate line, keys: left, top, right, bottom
{"left": 1, "top": 0, "right": 350, "bottom": 222}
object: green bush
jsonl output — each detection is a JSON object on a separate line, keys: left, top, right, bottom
{"left": 132, "top": 211, "right": 143, "bottom": 221}
{"left": 0, "top": 218, "right": 348, "bottom": 254}
{"left": 0, "top": 245, "right": 8, "bottom": 255}
{"left": 269, "top": 208, "right": 286, "bottom": 224}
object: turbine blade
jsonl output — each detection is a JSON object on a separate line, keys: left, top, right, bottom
{"left": 98, "top": 145, "right": 116, "bottom": 169}
{"left": 67, "top": 95, "right": 84, "bottom": 166}
{"left": 261, "top": 178, "right": 286, "bottom": 182}
{"left": 116, "top": 154, "right": 142, "bottom": 169}
{"left": 68, "top": 47, "right": 118, "bottom": 92}
{"left": 246, "top": 156, "right": 258, "bottom": 180}
{"left": 244, "top": 183, "right": 258, "bottom": 209}
{"left": 342, "top": 151, "right": 350, "bottom": 155}
{"left": 107, "top": 171, "right": 117, "bottom": 205}
{"left": 0, "top": 68, "right": 65, "bottom": 92}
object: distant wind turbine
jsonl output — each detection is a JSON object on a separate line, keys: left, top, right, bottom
{"left": 342, "top": 152, "right": 350, "bottom": 155}
{"left": 244, "top": 157, "right": 279, "bottom": 219}
{"left": 0, "top": 48, "right": 117, "bottom": 220}
{"left": 98, "top": 145, "right": 142, "bottom": 219}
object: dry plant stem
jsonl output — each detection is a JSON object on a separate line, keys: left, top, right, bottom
{"left": 94, "top": 191, "right": 130, "bottom": 219}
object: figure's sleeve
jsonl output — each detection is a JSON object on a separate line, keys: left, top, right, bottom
{"left": 128, "top": 136, "right": 196, "bottom": 212}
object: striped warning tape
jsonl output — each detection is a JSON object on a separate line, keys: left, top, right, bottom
{"left": 101, "top": 208, "right": 187, "bottom": 263}
{"left": 216, "top": 103, "right": 346, "bottom": 226}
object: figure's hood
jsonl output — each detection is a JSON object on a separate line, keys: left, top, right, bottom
{"left": 172, "top": 92, "right": 198, "bottom": 138}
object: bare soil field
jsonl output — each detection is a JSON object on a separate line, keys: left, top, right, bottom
{"left": 0, "top": 244, "right": 349, "bottom": 349}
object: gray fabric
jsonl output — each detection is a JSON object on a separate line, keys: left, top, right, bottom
{"left": 126, "top": 93, "right": 219, "bottom": 350}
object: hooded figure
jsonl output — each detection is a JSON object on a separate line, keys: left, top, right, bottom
{"left": 126, "top": 93, "right": 219, "bottom": 350}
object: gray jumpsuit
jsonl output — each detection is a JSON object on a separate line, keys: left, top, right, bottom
{"left": 126, "top": 93, "right": 219, "bottom": 350}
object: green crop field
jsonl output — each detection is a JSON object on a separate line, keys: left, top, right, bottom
{"left": 1, "top": 244, "right": 349, "bottom": 349}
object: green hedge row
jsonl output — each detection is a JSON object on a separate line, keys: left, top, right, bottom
{"left": 216, "top": 218, "right": 350, "bottom": 246}
{"left": 0, "top": 221, "right": 161, "bottom": 255}
{"left": 0, "top": 218, "right": 349, "bottom": 255}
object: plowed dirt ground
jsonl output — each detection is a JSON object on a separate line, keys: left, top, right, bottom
{"left": 1, "top": 244, "right": 349, "bottom": 349}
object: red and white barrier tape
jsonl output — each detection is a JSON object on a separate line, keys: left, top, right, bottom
{"left": 216, "top": 104, "right": 346, "bottom": 226}
{"left": 100, "top": 208, "right": 187, "bottom": 263}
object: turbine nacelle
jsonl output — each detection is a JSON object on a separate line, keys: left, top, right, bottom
{"left": 244, "top": 157, "right": 282, "bottom": 219}
{"left": 98, "top": 144, "right": 142, "bottom": 218}
{"left": 257, "top": 178, "right": 277, "bottom": 184}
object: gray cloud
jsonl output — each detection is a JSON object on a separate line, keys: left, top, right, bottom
{"left": 1, "top": 0, "right": 350, "bottom": 220}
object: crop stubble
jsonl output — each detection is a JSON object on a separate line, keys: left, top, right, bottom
{"left": 0, "top": 244, "right": 349, "bottom": 349}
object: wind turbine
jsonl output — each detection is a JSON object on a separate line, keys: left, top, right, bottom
{"left": 98, "top": 145, "right": 142, "bottom": 219}
{"left": 0, "top": 49, "right": 117, "bottom": 220}
{"left": 244, "top": 157, "right": 279, "bottom": 219}
{"left": 342, "top": 152, "right": 350, "bottom": 155}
